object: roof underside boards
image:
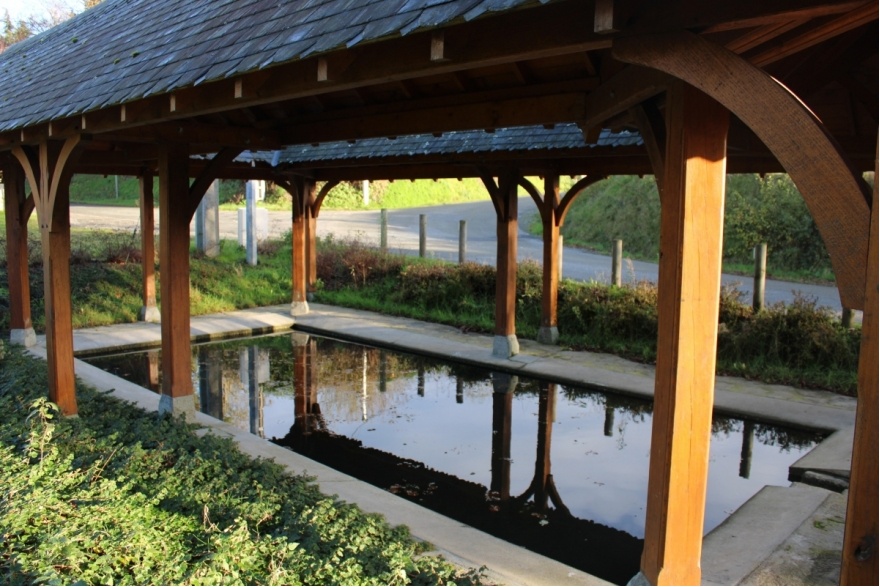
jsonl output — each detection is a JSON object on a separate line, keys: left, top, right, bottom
{"left": 0, "top": 0, "right": 541, "bottom": 132}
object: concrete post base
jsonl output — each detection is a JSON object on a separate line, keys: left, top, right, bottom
{"left": 10, "top": 327, "right": 37, "bottom": 347}
{"left": 290, "top": 301, "right": 310, "bottom": 316}
{"left": 158, "top": 394, "right": 196, "bottom": 422}
{"left": 492, "top": 334, "right": 519, "bottom": 358}
{"left": 138, "top": 305, "right": 161, "bottom": 323}
{"left": 536, "top": 326, "right": 559, "bottom": 345}
{"left": 626, "top": 571, "right": 651, "bottom": 586}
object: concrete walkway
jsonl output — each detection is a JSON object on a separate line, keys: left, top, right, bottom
{"left": 32, "top": 304, "right": 857, "bottom": 585}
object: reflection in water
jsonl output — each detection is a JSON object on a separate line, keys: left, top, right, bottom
{"left": 86, "top": 332, "right": 823, "bottom": 584}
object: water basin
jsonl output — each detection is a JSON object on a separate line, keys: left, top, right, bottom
{"left": 84, "top": 331, "right": 823, "bottom": 584}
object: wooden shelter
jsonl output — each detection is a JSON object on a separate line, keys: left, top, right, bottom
{"left": 0, "top": 0, "right": 876, "bottom": 584}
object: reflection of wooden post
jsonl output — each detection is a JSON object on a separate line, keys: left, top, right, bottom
{"left": 604, "top": 404, "right": 615, "bottom": 437}
{"left": 417, "top": 367, "right": 425, "bottom": 397}
{"left": 138, "top": 173, "right": 160, "bottom": 322}
{"left": 534, "top": 383, "right": 557, "bottom": 510}
{"left": 456, "top": 377, "right": 464, "bottom": 404}
{"left": 146, "top": 349, "right": 161, "bottom": 394}
{"left": 197, "top": 347, "right": 222, "bottom": 419}
{"left": 640, "top": 84, "right": 729, "bottom": 586}
{"left": 2, "top": 160, "right": 36, "bottom": 346}
{"left": 739, "top": 421, "right": 754, "bottom": 479}
{"left": 491, "top": 373, "right": 517, "bottom": 501}
{"left": 378, "top": 351, "right": 387, "bottom": 393}
{"left": 157, "top": 143, "right": 195, "bottom": 419}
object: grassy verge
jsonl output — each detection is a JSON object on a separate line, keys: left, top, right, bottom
{"left": 0, "top": 343, "right": 480, "bottom": 585}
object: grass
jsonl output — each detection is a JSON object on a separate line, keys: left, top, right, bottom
{"left": 0, "top": 343, "right": 481, "bottom": 586}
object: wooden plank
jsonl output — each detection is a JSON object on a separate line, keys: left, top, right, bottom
{"left": 640, "top": 83, "right": 729, "bottom": 586}
{"left": 840, "top": 144, "right": 878, "bottom": 585}
{"left": 158, "top": 143, "right": 194, "bottom": 405}
{"left": 614, "top": 30, "right": 871, "bottom": 310}
{"left": 2, "top": 161, "right": 33, "bottom": 333}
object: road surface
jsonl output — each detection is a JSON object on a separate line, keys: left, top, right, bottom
{"left": 69, "top": 200, "right": 852, "bottom": 317}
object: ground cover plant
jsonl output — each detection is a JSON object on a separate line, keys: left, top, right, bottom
{"left": 0, "top": 343, "right": 481, "bottom": 586}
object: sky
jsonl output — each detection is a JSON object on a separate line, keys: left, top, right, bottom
{"left": 1, "top": 0, "right": 81, "bottom": 22}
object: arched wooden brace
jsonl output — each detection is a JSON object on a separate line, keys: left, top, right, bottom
{"left": 137, "top": 172, "right": 160, "bottom": 322}
{"left": 520, "top": 173, "right": 607, "bottom": 345}
{"left": 185, "top": 147, "right": 244, "bottom": 221}
{"left": 480, "top": 170, "right": 520, "bottom": 358}
{"left": 613, "top": 30, "right": 871, "bottom": 311}
{"left": 2, "top": 159, "right": 36, "bottom": 346}
{"left": 839, "top": 144, "right": 878, "bottom": 586}
{"left": 157, "top": 142, "right": 196, "bottom": 419}
{"left": 12, "top": 135, "right": 86, "bottom": 416}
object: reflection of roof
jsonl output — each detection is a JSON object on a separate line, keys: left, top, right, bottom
{"left": 0, "top": 0, "right": 536, "bottom": 132}
{"left": 248, "top": 125, "right": 642, "bottom": 166}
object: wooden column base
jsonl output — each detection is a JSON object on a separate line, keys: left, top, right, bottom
{"left": 10, "top": 328, "right": 37, "bottom": 347}
{"left": 492, "top": 334, "right": 520, "bottom": 358}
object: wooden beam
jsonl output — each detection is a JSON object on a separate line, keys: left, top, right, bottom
{"left": 12, "top": 137, "right": 84, "bottom": 416}
{"left": 158, "top": 142, "right": 195, "bottom": 418}
{"left": 482, "top": 171, "right": 520, "bottom": 357}
{"left": 639, "top": 82, "right": 729, "bottom": 586}
{"left": 581, "top": 66, "right": 670, "bottom": 133}
{"left": 748, "top": 2, "right": 878, "bottom": 67}
{"left": 614, "top": 30, "right": 871, "bottom": 310}
{"left": 138, "top": 173, "right": 159, "bottom": 322}
{"left": 2, "top": 160, "right": 34, "bottom": 343}
{"left": 840, "top": 143, "right": 879, "bottom": 585}
{"left": 186, "top": 147, "right": 244, "bottom": 220}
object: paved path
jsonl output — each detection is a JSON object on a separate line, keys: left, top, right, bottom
{"left": 70, "top": 201, "right": 853, "bottom": 316}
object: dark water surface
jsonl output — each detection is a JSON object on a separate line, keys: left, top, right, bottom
{"left": 85, "top": 332, "right": 823, "bottom": 584}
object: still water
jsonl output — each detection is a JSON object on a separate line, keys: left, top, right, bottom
{"left": 85, "top": 332, "right": 822, "bottom": 583}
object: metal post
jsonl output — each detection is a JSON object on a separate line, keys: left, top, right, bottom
{"left": 419, "top": 213, "right": 427, "bottom": 257}
{"left": 246, "top": 180, "right": 258, "bottom": 266}
{"left": 612, "top": 239, "right": 623, "bottom": 287}
{"left": 753, "top": 243, "right": 767, "bottom": 312}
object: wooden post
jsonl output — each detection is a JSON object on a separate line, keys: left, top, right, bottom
{"left": 138, "top": 173, "right": 160, "bottom": 322}
{"left": 380, "top": 208, "right": 388, "bottom": 252}
{"left": 612, "top": 239, "right": 623, "bottom": 287}
{"left": 639, "top": 83, "right": 729, "bottom": 586}
{"left": 459, "top": 220, "right": 467, "bottom": 263}
{"left": 419, "top": 213, "right": 427, "bottom": 257}
{"left": 2, "top": 160, "right": 36, "bottom": 346}
{"left": 483, "top": 172, "right": 520, "bottom": 358}
{"left": 842, "top": 308, "right": 854, "bottom": 328}
{"left": 538, "top": 174, "right": 560, "bottom": 345}
{"left": 291, "top": 177, "right": 312, "bottom": 316}
{"left": 307, "top": 206, "right": 318, "bottom": 298}
{"left": 13, "top": 137, "right": 83, "bottom": 416}
{"left": 839, "top": 147, "right": 878, "bottom": 585}
{"left": 753, "top": 242, "right": 767, "bottom": 312}
{"left": 157, "top": 143, "right": 195, "bottom": 419}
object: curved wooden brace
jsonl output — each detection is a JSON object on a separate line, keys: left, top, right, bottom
{"left": 517, "top": 176, "right": 545, "bottom": 221}
{"left": 557, "top": 174, "right": 607, "bottom": 226}
{"left": 47, "top": 135, "right": 83, "bottom": 226}
{"left": 12, "top": 135, "right": 84, "bottom": 232}
{"left": 186, "top": 147, "right": 243, "bottom": 221}
{"left": 314, "top": 179, "right": 340, "bottom": 216}
{"left": 614, "top": 31, "right": 871, "bottom": 310}
{"left": 11, "top": 146, "right": 40, "bottom": 215}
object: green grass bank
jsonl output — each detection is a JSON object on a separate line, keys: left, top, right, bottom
{"left": 0, "top": 343, "right": 481, "bottom": 585}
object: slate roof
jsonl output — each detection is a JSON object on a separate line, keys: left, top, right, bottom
{"left": 0, "top": 0, "right": 545, "bottom": 133}
{"left": 253, "top": 125, "right": 643, "bottom": 165}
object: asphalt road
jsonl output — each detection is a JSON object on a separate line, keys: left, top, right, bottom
{"left": 69, "top": 200, "right": 851, "bottom": 316}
